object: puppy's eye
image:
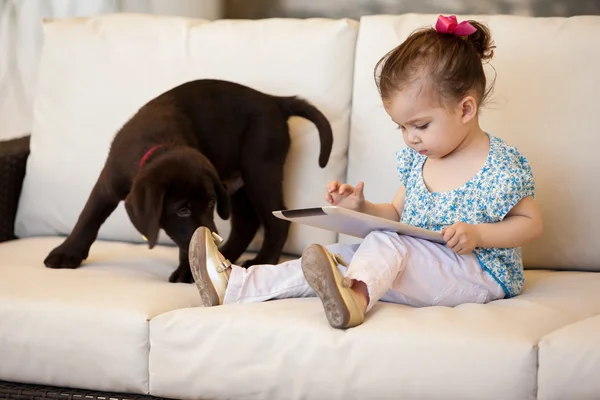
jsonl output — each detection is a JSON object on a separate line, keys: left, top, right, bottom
{"left": 176, "top": 207, "right": 191, "bottom": 218}
{"left": 208, "top": 200, "right": 216, "bottom": 208}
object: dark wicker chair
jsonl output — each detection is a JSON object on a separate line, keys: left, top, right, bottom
{"left": 0, "top": 137, "right": 169, "bottom": 399}
{"left": 0, "top": 135, "right": 29, "bottom": 243}
{"left": 0, "top": 380, "right": 172, "bottom": 400}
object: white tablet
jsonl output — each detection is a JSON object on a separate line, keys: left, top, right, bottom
{"left": 272, "top": 206, "right": 445, "bottom": 244}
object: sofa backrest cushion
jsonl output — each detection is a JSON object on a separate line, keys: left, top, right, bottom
{"left": 347, "top": 14, "right": 600, "bottom": 271}
{"left": 15, "top": 14, "right": 358, "bottom": 256}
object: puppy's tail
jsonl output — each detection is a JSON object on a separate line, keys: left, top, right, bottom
{"left": 277, "top": 96, "right": 333, "bottom": 168}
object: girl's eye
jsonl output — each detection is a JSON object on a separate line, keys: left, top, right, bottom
{"left": 396, "top": 125, "right": 405, "bottom": 131}
{"left": 416, "top": 123, "right": 430, "bottom": 130}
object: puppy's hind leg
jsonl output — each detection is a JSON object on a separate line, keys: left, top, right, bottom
{"left": 44, "top": 171, "right": 121, "bottom": 269}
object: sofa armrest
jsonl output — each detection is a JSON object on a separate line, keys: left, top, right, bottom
{"left": 0, "top": 135, "right": 30, "bottom": 243}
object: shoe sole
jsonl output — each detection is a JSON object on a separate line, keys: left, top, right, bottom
{"left": 189, "top": 227, "right": 220, "bottom": 307}
{"left": 301, "top": 244, "right": 363, "bottom": 329}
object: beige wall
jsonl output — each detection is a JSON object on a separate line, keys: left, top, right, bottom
{"left": 224, "top": 0, "right": 600, "bottom": 19}
{"left": 0, "top": 0, "right": 223, "bottom": 141}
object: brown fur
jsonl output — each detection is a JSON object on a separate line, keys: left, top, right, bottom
{"left": 43, "top": 79, "right": 333, "bottom": 283}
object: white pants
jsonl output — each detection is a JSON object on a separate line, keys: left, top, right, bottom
{"left": 223, "top": 231, "right": 505, "bottom": 311}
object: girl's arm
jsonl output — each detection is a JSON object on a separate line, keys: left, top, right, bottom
{"left": 443, "top": 196, "right": 542, "bottom": 254}
{"left": 476, "top": 196, "right": 543, "bottom": 248}
{"left": 325, "top": 181, "right": 405, "bottom": 222}
{"left": 361, "top": 185, "right": 405, "bottom": 222}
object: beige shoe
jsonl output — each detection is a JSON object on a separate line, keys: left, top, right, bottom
{"left": 301, "top": 244, "right": 365, "bottom": 329}
{"left": 189, "top": 226, "right": 231, "bottom": 307}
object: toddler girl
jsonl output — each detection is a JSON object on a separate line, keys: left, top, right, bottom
{"left": 188, "top": 15, "right": 543, "bottom": 329}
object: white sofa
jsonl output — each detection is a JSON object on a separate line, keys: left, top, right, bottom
{"left": 1, "top": 12, "right": 600, "bottom": 400}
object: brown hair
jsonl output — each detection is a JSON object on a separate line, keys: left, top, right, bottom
{"left": 375, "top": 20, "right": 496, "bottom": 108}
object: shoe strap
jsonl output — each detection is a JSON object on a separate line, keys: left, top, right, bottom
{"left": 331, "top": 252, "right": 349, "bottom": 267}
{"left": 211, "top": 232, "right": 224, "bottom": 246}
{"left": 216, "top": 259, "right": 232, "bottom": 273}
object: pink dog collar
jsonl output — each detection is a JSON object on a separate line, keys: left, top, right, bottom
{"left": 138, "top": 144, "right": 165, "bottom": 172}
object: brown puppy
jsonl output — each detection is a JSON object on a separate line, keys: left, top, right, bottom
{"left": 43, "top": 79, "right": 333, "bottom": 283}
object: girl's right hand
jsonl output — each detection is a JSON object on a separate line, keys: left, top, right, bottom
{"left": 325, "top": 180, "right": 365, "bottom": 212}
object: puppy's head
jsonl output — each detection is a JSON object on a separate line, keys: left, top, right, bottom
{"left": 124, "top": 147, "right": 230, "bottom": 250}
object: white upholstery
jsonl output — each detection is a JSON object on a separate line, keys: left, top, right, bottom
{"left": 2, "top": 234, "right": 599, "bottom": 399}
{"left": 0, "top": 0, "right": 125, "bottom": 142}
{"left": 14, "top": 13, "right": 359, "bottom": 255}
{"left": 538, "top": 315, "right": 600, "bottom": 400}
{"left": 0, "top": 237, "right": 200, "bottom": 393}
{"left": 148, "top": 269, "right": 600, "bottom": 400}
{"left": 347, "top": 14, "right": 600, "bottom": 271}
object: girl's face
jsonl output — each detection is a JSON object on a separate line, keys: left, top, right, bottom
{"left": 383, "top": 81, "right": 479, "bottom": 159}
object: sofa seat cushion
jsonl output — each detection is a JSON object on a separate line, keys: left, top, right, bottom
{"left": 148, "top": 269, "right": 600, "bottom": 400}
{"left": 0, "top": 236, "right": 200, "bottom": 394}
{"left": 538, "top": 315, "right": 600, "bottom": 400}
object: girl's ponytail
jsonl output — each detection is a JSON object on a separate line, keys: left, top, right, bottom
{"left": 375, "top": 15, "right": 497, "bottom": 109}
{"left": 467, "top": 21, "right": 495, "bottom": 62}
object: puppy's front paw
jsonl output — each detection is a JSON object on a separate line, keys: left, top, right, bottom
{"left": 44, "top": 245, "right": 86, "bottom": 269}
{"left": 169, "top": 265, "right": 193, "bottom": 283}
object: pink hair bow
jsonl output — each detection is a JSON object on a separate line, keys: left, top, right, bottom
{"left": 435, "top": 15, "right": 477, "bottom": 37}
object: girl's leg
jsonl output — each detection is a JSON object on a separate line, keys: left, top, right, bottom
{"left": 343, "top": 230, "right": 412, "bottom": 312}
{"left": 302, "top": 230, "right": 505, "bottom": 328}
{"left": 189, "top": 226, "right": 359, "bottom": 306}
{"left": 377, "top": 236, "right": 505, "bottom": 308}
{"left": 225, "top": 242, "right": 359, "bottom": 304}
{"left": 345, "top": 231, "right": 504, "bottom": 310}
{"left": 301, "top": 230, "right": 409, "bottom": 328}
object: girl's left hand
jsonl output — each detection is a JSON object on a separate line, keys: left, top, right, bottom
{"left": 441, "top": 222, "right": 481, "bottom": 255}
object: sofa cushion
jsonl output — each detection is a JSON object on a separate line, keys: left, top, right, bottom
{"left": 0, "top": 236, "right": 199, "bottom": 394}
{"left": 14, "top": 13, "right": 359, "bottom": 256}
{"left": 538, "top": 315, "right": 600, "bottom": 400}
{"left": 148, "top": 269, "right": 600, "bottom": 400}
{"left": 346, "top": 14, "right": 600, "bottom": 271}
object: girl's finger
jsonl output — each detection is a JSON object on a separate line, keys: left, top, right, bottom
{"left": 442, "top": 228, "right": 455, "bottom": 242}
{"left": 327, "top": 180, "right": 340, "bottom": 193}
{"left": 355, "top": 181, "right": 365, "bottom": 196}
{"left": 339, "top": 184, "right": 354, "bottom": 195}
{"left": 446, "top": 237, "right": 459, "bottom": 249}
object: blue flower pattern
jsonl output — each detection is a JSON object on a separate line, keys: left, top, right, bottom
{"left": 396, "top": 133, "right": 535, "bottom": 298}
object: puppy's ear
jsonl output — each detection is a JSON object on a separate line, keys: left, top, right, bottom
{"left": 209, "top": 169, "right": 230, "bottom": 220}
{"left": 125, "top": 178, "right": 165, "bottom": 249}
